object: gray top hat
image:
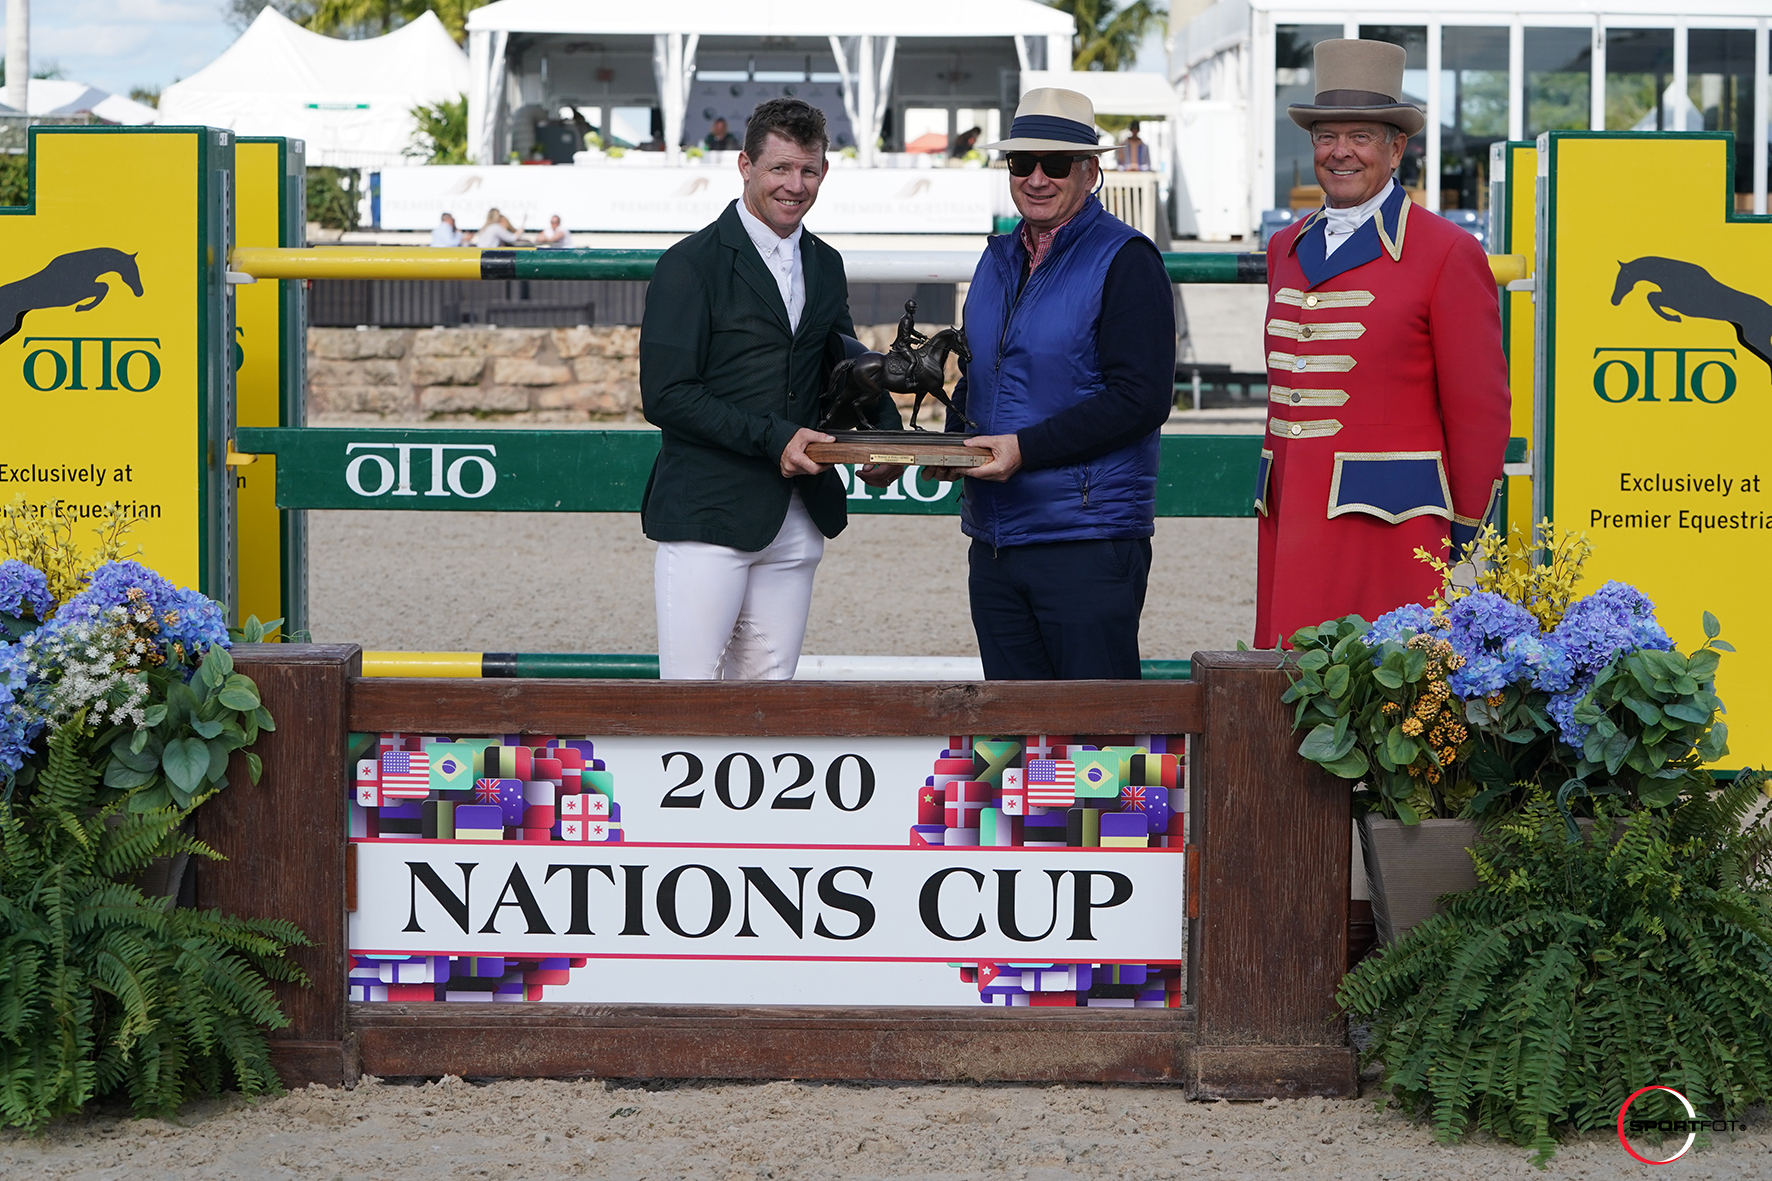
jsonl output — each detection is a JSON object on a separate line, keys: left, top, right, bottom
{"left": 1287, "top": 39, "right": 1425, "bottom": 139}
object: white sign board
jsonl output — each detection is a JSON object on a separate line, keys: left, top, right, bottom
{"left": 353, "top": 843, "right": 1181, "bottom": 961}
{"left": 376, "top": 164, "right": 1005, "bottom": 234}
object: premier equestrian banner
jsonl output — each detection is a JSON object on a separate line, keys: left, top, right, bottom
{"left": 1537, "top": 131, "right": 1772, "bottom": 766}
{"left": 348, "top": 731, "right": 1188, "bottom": 1006}
{"left": 0, "top": 127, "right": 232, "bottom": 599}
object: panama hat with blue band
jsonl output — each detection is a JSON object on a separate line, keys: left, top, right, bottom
{"left": 983, "top": 88, "right": 1113, "bottom": 153}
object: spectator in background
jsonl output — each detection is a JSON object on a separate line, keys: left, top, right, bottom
{"left": 704, "top": 117, "right": 740, "bottom": 151}
{"left": 1115, "top": 121, "right": 1151, "bottom": 171}
{"left": 429, "top": 212, "right": 462, "bottom": 247}
{"left": 472, "top": 209, "right": 520, "bottom": 248}
{"left": 951, "top": 126, "right": 982, "bottom": 158}
{"left": 536, "top": 214, "right": 573, "bottom": 248}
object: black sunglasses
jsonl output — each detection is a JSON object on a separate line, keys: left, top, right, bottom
{"left": 1004, "top": 153, "right": 1095, "bottom": 179}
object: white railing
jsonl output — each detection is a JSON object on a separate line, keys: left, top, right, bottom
{"left": 1101, "top": 172, "right": 1162, "bottom": 239}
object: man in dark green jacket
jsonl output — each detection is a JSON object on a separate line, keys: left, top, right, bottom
{"left": 640, "top": 98, "right": 901, "bottom": 680}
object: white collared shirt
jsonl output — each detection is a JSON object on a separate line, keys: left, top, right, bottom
{"left": 735, "top": 200, "right": 805, "bottom": 331}
{"left": 1322, "top": 178, "right": 1397, "bottom": 258}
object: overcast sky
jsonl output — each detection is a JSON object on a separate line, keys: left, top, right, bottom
{"left": 1, "top": 3, "right": 1168, "bottom": 101}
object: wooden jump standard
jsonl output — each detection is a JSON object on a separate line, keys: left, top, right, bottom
{"left": 196, "top": 646, "right": 1354, "bottom": 1097}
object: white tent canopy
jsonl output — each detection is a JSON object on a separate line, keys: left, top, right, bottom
{"left": 465, "top": 0, "right": 1073, "bottom": 37}
{"left": 1019, "top": 70, "right": 1180, "bottom": 119}
{"left": 25, "top": 80, "right": 158, "bottom": 125}
{"left": 465, "top": 0, "right": 1074, "bottom": 166}
{"left": 158, "top": 8, "right": 470, "bottom": 169}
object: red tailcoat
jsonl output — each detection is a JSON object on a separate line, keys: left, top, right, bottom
{"left": 1254, "top": 186, "right": 1510, "bottom": 648}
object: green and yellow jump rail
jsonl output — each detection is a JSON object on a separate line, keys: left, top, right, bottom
{"left": 361, "top": 651, "right": 1194, "bottom": 680}
{"left": 230, "top": 246, "right": 1530, "bottom": 287}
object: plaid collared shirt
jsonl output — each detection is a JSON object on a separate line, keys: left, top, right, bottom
{"left": 1020, "top": 212, "right": 1078, "bottom": 275}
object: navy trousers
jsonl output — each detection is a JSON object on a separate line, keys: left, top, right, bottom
{"left": 967, "top": 538, "right": 1151, "bottom": 680}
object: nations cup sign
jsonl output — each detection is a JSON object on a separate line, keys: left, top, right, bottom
{"left": 349, "top": 732, "right": 1188, "bottom": 1006}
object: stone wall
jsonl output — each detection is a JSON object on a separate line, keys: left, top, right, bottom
{"left": 308, "top": 326, "right": 643, "bottom": 422}
{"left": 307, "top": 324, "right": 941, "bottom": 424}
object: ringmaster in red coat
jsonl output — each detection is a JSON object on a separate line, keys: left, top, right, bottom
{"left": 1255, "top": 38, "right": 1510, "bottom": 648}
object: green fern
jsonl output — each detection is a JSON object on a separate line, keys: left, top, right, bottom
{"left": 0, "top": 712, "right": 308, "bottom": 1130}
{"left": 1340, "top": 779, "right": 1772, "bottom": 1166}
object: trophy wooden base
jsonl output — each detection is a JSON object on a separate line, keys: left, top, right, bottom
{"left": 805, "top": 430, "right": 988, "bottom": 468}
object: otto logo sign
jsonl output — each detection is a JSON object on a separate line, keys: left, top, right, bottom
{"left": 345, "top": 442, "right": 498, "bottom": 499}
{"left": 1591, "top": 347, "right": 1737, "bottom": 404}
{"left": 21, "top": 336, "right": 162, "bottom": 393}
{"left": 1604, "top": 254, "right": 1772, "bottom": 405}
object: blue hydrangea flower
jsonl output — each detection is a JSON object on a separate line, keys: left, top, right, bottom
{"left": 1552, "top": 580, "right": 1672, "bottom": 676}
{"left": 1362, "top": 603, "right": 1443, "bottom": 649}
{"left": 0, "top": 641, "right": 38, "bottom": 776}
{"left": 55, "top": 560, "right": 229, "bottom": 667}
{"left": 0, "top": 559, "right": 52, "bottom": 620}
{"left": 1444, "top": 591, "right": 1539, "bottom": 697}
{"left": 1514, "top": 632, "right": 1577, "bottom": 694}
{"left": 1547, "top": 674, "right": 1598, "bottom": 748}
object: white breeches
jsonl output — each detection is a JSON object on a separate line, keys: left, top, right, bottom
{"left": 654, "top": 492, "right": 825, "bottom": 680}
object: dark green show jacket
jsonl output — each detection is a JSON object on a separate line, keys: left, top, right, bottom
{"left": 639, "top": 200, "right": 901, "bottom": 552}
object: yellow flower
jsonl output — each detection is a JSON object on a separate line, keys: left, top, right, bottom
{"left": 1401, "top": 716, "right": 1424, "bottom": 736}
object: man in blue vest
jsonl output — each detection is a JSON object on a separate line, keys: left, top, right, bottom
{"left": 936, "top": 88, "right": 1176, "bottom": 680}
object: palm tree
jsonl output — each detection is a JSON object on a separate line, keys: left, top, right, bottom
{"left": 1047, "top": 0, "right": 1167, "bottom": 72}
{"left": 306, "top": 0, "right": 486, "bottom": 44}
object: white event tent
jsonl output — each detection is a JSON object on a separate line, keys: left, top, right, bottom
{"left": 465, "top": 0, "right": 1076, "bottom": 166}
{"left": 158, "top": 8, "right": 470, "bottom": 168}
{"left": 26, "top": 80, "right": 159, "bottom": 125}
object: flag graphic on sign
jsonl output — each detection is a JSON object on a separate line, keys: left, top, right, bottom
{"left": 428, "top": 743, "right": 478, "bottom": 793}
{"left": 1026, "top": 759, "right": 1076, "bottom": 807}
{"left": 380, "top": 750, "right": 431, "bottom": 797}
{"left": 474, "top": 778, "right": 505, "bottom": 804}
{"left": 1072, "top": 750, "right": 1121, "bottom": 798}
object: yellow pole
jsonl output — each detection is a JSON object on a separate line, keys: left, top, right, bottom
{"left": 1487, "top": 253, "right": 1528, "bottom": 286}
{"left": 231, "top": 246, "right": 486, "bottom": 280}
{"left": 361, "top": 651, "right": 484, "bottom": 678}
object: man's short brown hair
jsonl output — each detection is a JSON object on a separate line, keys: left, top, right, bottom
{"left": 744, "top": 98, "right": 829, "bottom": 159}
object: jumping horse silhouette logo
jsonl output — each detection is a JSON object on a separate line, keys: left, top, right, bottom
{"left": 0, "top": 248, "right": 144, "bottom": 347}
{"left": 1611, "top": 256, "right": 1772, "bottom": 376}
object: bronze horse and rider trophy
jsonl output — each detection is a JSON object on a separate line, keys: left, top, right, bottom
{"left": 805, "top": 299, "right": 988, "bottom": 469}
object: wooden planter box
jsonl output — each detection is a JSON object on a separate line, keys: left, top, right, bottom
{"left": 196, "top": 646, "right": 1357, "bottom": 1098}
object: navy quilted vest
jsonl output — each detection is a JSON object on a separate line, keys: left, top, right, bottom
{"left": 960, "top": 197, "right": 1159, "bottom": 547}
